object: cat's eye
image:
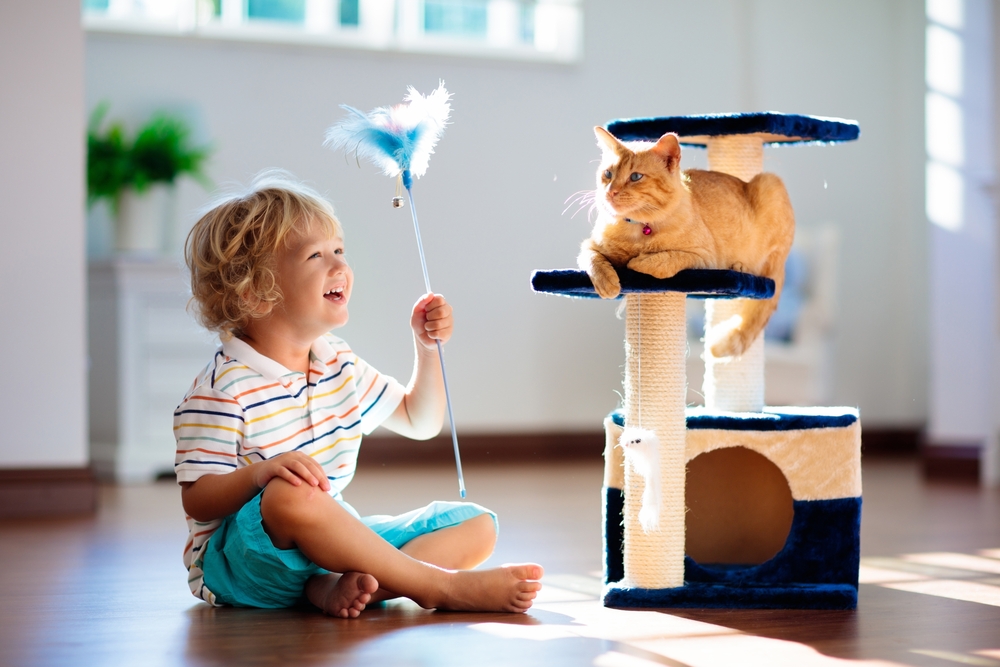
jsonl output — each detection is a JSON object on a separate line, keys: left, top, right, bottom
{"left": 603, "top": 169, "right": 613, "bottom": 179}
{"left": 630, "top": 172, "right": 643, "bottom": 182}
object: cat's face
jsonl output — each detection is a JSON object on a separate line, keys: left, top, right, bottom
{"left": 595, "top": 128, "right": 683, "bottom": 219}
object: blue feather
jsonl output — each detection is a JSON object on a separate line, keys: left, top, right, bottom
{"left": 324, "top": 84, "right": 451, "bottom": 179}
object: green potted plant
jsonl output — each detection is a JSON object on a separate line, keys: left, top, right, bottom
{"left": 87, "top": 104, "right": 211, "bottom": 255}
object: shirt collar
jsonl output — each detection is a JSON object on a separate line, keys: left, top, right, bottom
{"left": 221, "top": 337, "right": 290, "bottom": 382}
{"left": 222, "top": 335, "right": 337, "bottom": 383}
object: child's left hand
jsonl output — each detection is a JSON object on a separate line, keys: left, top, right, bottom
{"left": 411, "top": 293, "right": 453, "bottom": 349}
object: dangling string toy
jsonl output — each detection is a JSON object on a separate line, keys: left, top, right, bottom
{"left": 618, "top": 295, "right": 662, "bottom": 532}
{"left": 324, "top": 82, "right": 466, "bottom": 499}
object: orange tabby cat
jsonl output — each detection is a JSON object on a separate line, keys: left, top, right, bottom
{"left": 578, "top": 127, "right": 795, "bottom": 358}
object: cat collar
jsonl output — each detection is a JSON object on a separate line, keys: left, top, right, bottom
{"left": 624, "top": 218, "right": 653, "bottom": 235}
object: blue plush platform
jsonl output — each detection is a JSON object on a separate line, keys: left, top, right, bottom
{"left": 531, "top": 268, "right": 774, "bottom": 300}
{"left": 603, "top": 581, "right": 858, "bottom": 610}
{"left": 605, "top": 112, "right": 860, "bottom": 146}
{"left": 610, "top": 406, "right": 859, "bottom": 431}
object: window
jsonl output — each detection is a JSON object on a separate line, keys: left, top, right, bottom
{"left": 82, "top": 0, "right": 582, "bottom": 62}
{"left": 925, "top": 0, "right": 965, "bottom": 231}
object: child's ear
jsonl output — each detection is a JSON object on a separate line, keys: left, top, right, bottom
{"left": 595, "top": 126, "right": 627, "bottom": 156}
{"left": 240, "top": 286, "right": 274, "bottom": 317}
{"left": 650, "top": 132, "right": 681, "bottom": 173}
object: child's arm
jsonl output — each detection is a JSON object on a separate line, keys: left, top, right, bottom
{"left": 180, "top": 452, "right": 330, "bottom": 522}
{"left": 381, "top": 293, "right": 453, "bottom": 440}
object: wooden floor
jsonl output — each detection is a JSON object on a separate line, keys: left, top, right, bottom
{"left": 2, "top": 457, "right": 999, "bottom": 667}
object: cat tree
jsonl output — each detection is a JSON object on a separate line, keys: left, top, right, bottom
{"left": 532, "top": 112, "right": 863, "bottom": 609}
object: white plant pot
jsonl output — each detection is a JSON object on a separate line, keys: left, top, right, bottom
{"left": 115, "top": 183, "right": 176, "bottom": 256}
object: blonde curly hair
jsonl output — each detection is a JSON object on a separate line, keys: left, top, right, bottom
{"left": 185, "top": 171, "right": 343, "bottom": 340}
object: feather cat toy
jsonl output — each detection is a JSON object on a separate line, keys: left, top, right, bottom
{"left": 618, "top": 427, "right": 661, "bottom": 532}
{"left": 325, "top": 83, "right": 466, "bottom": 498}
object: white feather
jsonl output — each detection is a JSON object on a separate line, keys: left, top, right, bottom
{"left": 618, "top": 427, "right": 662, "bottom": 532}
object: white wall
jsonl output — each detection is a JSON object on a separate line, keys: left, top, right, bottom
{"left": 927, "top": 0, "right": 999, "bottom": 485}
{"left": 85, "top": 0, "right": 928, "bottom": 432}
{"left": 0, "top": 2, "right": 88, "bottom": 467}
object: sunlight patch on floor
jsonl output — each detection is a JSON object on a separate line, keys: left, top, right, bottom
{"left": 593, "top": 650, "right": 680, "bottom": 667}
{"left": 881, "top": 579, "right": 1000, "bottom": 607}
{"left": 857, "top": 564, "right": 929, "bottom": 584}
{"left": 859, "top": 548, "right": 1000, "bottom": 607}
{"left": 527, "top": 578, "right": 910, "bottom": 667}
{"left": 860, "top": 556, "right": 982, "bottom": 579}
{"left": 529, "top": 545, "right": 1000, "bottom": 667}
{"left": 901, "top": 552, "right": 1000, "bottom": 575}
{"left": 910, "top": 649, "right": 1000, "bottom": 666}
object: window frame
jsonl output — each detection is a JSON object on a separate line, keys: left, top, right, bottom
{"left": 81, "top": 0, "right": 583, "bottom": 64}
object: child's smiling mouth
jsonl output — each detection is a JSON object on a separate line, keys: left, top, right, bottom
{"left": 324, "top": 287, "right": 346, "bottom": 303}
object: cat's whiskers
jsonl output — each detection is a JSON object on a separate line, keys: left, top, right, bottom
{"left": 563, "top": 189, "right": 597, "bottom": 220}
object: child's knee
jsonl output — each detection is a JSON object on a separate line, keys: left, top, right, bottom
{"left": 467, "top": 514, "right": 498, "bottom": 553}
{"left": 260, "top": 477, "right": 329, "bottom": 528}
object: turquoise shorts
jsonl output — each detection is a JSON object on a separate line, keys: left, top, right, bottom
{"left": 201, "top": 491, "right": 497, "bottom": 609}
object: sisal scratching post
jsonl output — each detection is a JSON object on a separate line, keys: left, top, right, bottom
{"left": 703, "top": 135, "right": 766, "bottom": 413}
{"left": 622, "top": 292, "right": 687, "bottom": 589}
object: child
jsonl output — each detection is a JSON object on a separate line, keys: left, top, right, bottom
{"left": 174, "top": 172, "right": 542, "bottom": 617}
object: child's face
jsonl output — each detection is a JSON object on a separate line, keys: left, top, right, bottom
{"left": 271, "top": 220, "right": 353, "bottom": 340}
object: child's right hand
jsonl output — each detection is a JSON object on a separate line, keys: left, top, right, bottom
{"left": 251, "top": 451, "right": 330, "bottom": 492}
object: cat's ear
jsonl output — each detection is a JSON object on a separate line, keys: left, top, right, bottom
{"left": 650, "top": 132, "right": 682, "bottom": 173}
{"left": 594, "top": 126, "right": 626, "bottom": 156}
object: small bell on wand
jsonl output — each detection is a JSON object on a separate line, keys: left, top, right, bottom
{"left": 392, "top": 174, "right": 405, "bottom": 208}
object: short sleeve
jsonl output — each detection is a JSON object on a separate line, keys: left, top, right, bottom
{"left": 351, "top": 353, "right": 405, "bottom": 435}
{"left": 173, "top": 385, "right": 245, "bottom": 483}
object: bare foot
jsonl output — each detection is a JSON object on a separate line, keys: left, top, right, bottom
{"left": 305, "top": 572, "right": 379, "bottom": 618}
{"left": 436, "top": 563, "right": 544, "bottom": 613}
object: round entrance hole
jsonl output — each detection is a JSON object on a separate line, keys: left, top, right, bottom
{"left": 685, "top": 446, "right": 794, "bottom": 565}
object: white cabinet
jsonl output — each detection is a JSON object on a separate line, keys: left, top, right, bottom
{"left": 88, "top": 259, "right": 219, "bottom": 482}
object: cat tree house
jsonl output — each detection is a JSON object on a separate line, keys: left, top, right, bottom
{"left": 532, "top": 113, "right": 862, "bottom": 609}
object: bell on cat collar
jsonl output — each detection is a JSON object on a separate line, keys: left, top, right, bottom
{"left": 643, "top": 224, "right": 652, "bottom": 235}
{"left": 392, "top": 196, "right": 405, "bottom": 209}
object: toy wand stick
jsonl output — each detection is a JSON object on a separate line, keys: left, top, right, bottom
{"left": 402, "top": 169, "right": 465, "bottom": 498}
{"left": 325, "top": 83, "right": 466, "bottom": 498}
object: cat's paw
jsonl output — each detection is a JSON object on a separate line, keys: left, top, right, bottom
{"left": 590, "top": 270, "right": 621, "bottom": 299}
{"left": 627, "top": 254, "right": 679, "bottom": 280}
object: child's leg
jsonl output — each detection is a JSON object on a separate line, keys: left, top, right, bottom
{"left": 305, "top": 514, "right": 497, "bottom": 615}
{"left": 400, "top": 513, "right": 497, "bottom": 569}
{"left": 259, "top": 478, "right": 542, "bottom": 617}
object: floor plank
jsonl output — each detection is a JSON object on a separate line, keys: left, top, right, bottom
{"left": 1, "top": 458, "right": 998, "bottom": 667}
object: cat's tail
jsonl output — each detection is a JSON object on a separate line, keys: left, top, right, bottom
{"left": 705, "top": 265, "right": 785, "bottom": 359}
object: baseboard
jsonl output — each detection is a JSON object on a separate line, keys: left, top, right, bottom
{"left": 860, "top": 427, "right": 922, "bottom": 456}
{"left": 921, "top": 442, "right": 981, "bottom": 481}
{"left": 360, "top": 426, "right": 927, "bottom": 467}
{"left": 0, "top": 467, "right": 98, "bottom": 519}
{"left": 358, "top": 431, "right": 606, "bottom": 467}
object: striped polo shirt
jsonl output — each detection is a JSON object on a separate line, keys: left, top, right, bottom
{"left": 173, "top": 333, "right": 404, "bottom": 604}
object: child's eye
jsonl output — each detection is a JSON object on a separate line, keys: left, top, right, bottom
{"left": 308, "top": 252, "right": 321, "bottom": 259}
{"left": 630, "top": 172, "right": 643, "bottom": 182}
{"left": 603, "top": 169, "right": 613, "bottom": 179}
{"left": 334, "top": 248, "right": 344, "bottom": 255}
